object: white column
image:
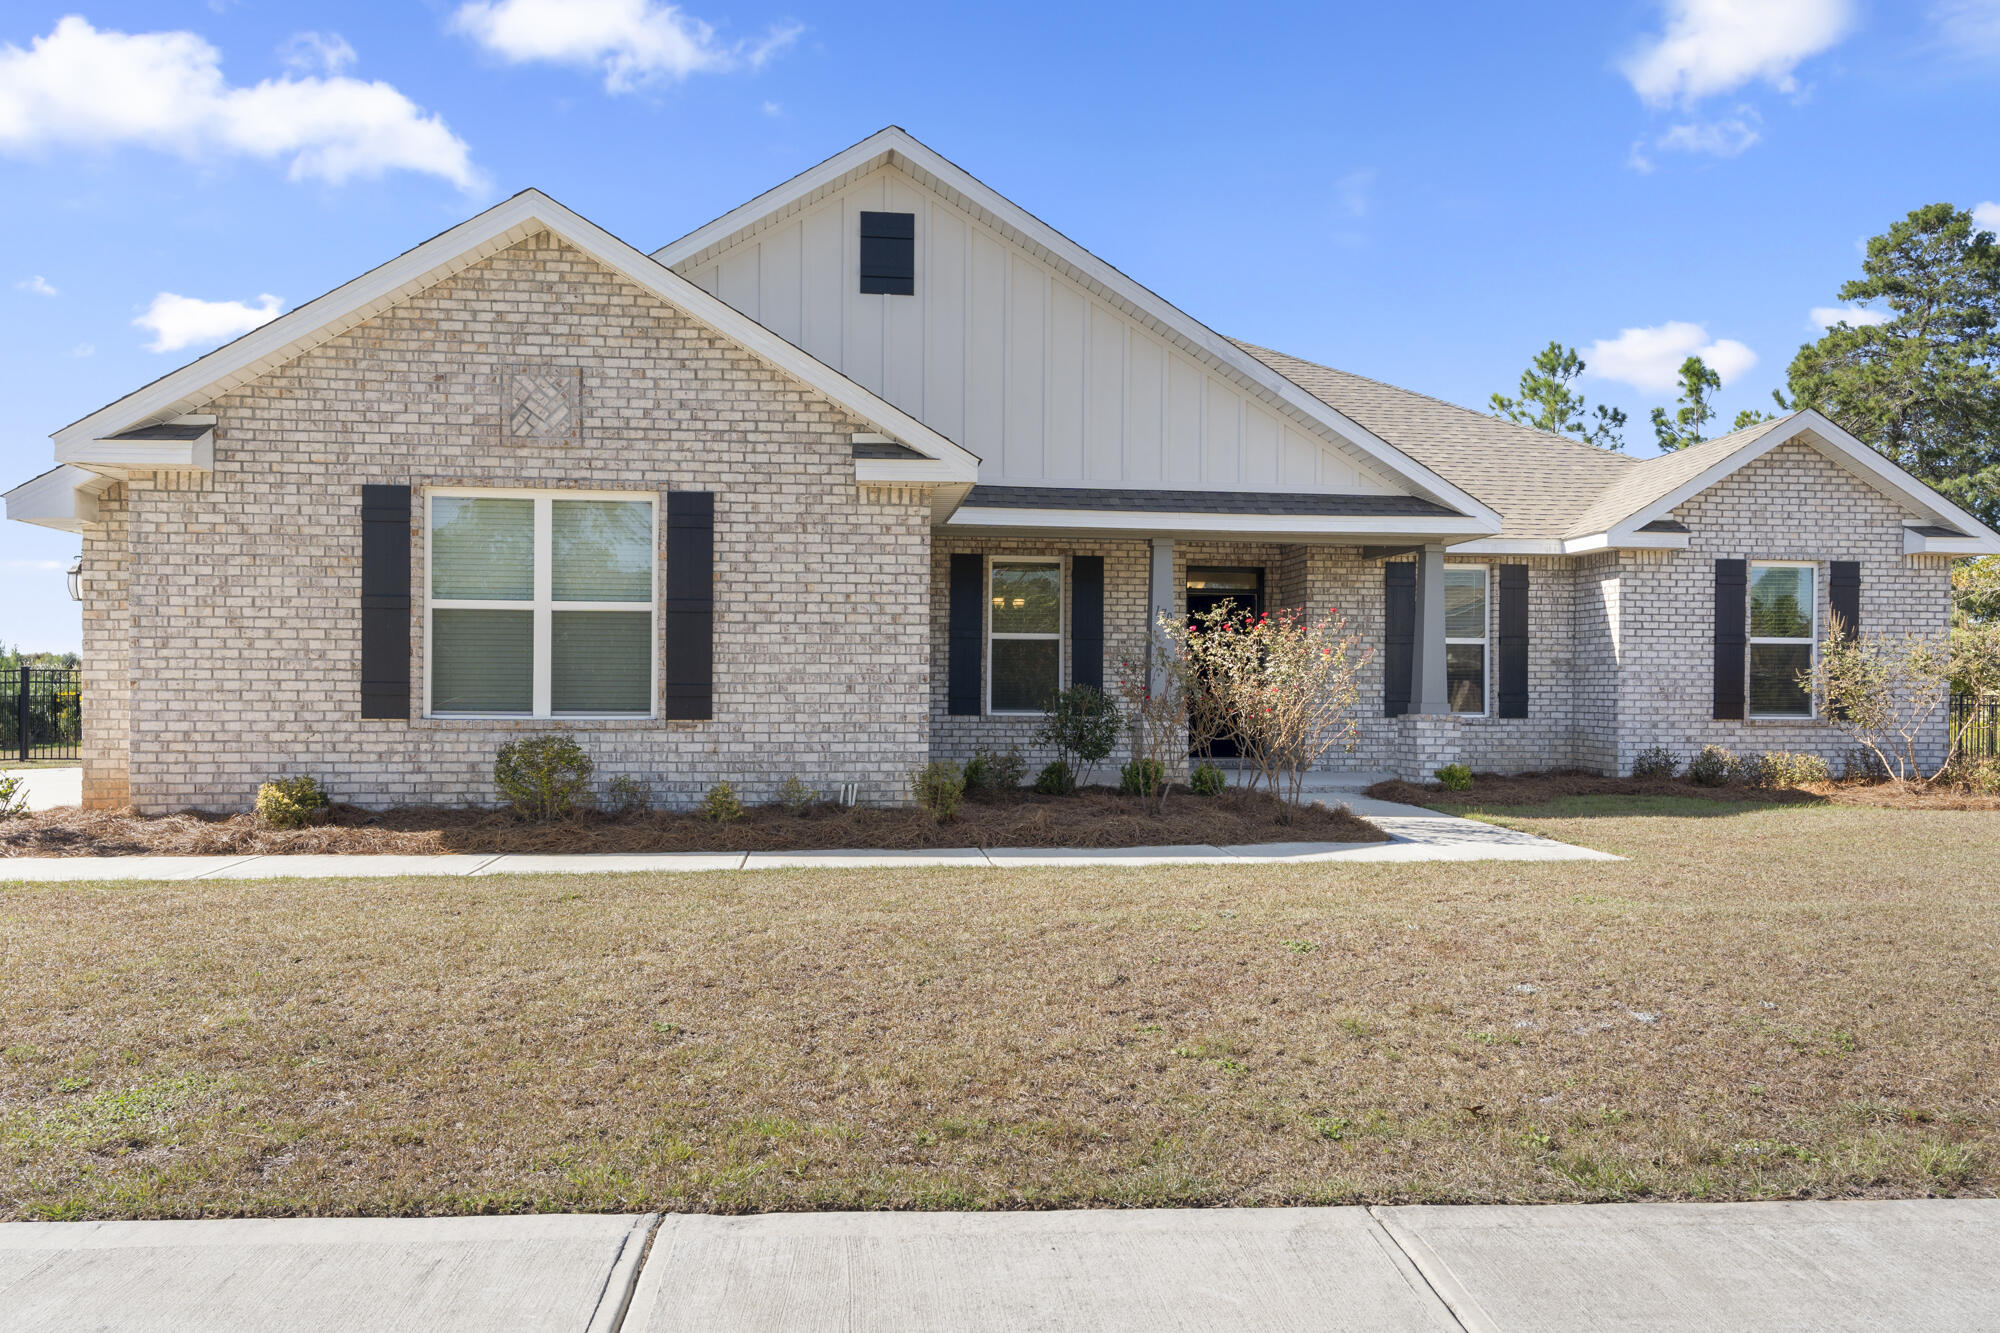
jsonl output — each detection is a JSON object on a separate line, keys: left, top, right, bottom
{"left": 1147, "top": 537, "right": 1175, "bottom": 691}
{"left": 1409, "top": 543, "right": 1450, "bottom": 715}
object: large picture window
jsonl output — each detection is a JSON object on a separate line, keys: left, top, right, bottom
{"left": 989, "top": 558, "right": 1061, "bottom": 713}
{"left": 426, "top": 489, "right": 656, "bottom": 718}
{"left": 1444, "top": 565, "right": 1488, "bottom": 716}
{"left": 1748, "top": 561, "right": 1815, "bottom": 718}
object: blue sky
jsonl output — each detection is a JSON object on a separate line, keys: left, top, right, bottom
{"left": 3, "top": 0, "right": 1997, "bottom": 651}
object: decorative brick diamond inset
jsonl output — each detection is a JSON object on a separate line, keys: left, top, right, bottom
{"left": 503, "top": 365, "right": 582, "bottom": 442}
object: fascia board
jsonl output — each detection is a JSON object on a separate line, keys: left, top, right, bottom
{"left": 655, "top": 129, "right": 1501, "bottom": 527}
{"left": 945, "top": 507, "right": 1491, "bottom": 537}
{"left": 3, "top": 464, "right": 96, "bottom": 531}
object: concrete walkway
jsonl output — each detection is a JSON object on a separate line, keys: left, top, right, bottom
{"left": 0, "top": 765, "right": 1612, "bottom": 880}
{"left": 3, "top": 1201, "right": 1994, "bottom": 1331}
{"left": 4, "top": 766, "right": 79, "bottom": 812}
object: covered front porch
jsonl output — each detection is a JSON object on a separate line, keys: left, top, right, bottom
{"left": 926, "top": 486, "right": 1533, "bottom": 781}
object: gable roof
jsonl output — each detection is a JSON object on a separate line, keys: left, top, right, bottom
{"left": 651, "top": 126, "right": 1503, "bottom": 531}
{"left": 51, "top": 189, "right": 979, "bottom": 481}
{"left": 1559, "top": 415, "right": 1790, "bottom": 539}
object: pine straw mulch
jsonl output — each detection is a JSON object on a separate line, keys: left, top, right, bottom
{"left": 1367, "top": 770, "right": 2000, "bottom": 811}
{"left": 0, "top": 786, "right": 1385, "bottom": 858}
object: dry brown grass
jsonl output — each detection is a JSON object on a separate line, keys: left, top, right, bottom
{"left": 1368, "top": 771, "right": 2000, "bottom": 811}
{"left": 3, "top": 801, "right": 1996, "bottom": 1220}
{"left": 0, "top": 787, "right": 1383, "bottom": 858}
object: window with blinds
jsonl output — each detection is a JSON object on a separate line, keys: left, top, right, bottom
{"left": 426, "top": 490, "right": 656, "bottom": 717}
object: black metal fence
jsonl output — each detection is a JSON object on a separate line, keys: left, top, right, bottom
{"left": 1953, "top": 692, "right": 1998, "bottom": 762}
{"left": 1, "top": 667, "right": 82, "bottom": 762}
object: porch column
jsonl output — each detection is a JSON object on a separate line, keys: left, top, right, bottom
{"left": 1147, "top": 537, "right": 1174, "bottom": 691}
{"left": 1408, "top": 543, "right": 1450, "bottom": 715}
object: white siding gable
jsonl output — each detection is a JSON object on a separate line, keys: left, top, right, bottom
{"left": 678, "top": 166, "right": 1406, "bottom": 497}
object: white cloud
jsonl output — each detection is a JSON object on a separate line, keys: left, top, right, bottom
{"left": 452, "top": 0, "right": 801, "bottom": 92}
{"left": 134, "top": 291, "right": 282, "bottom": 353}
{"left": 16, "top": 275, "right": 58, "bottom": 296}
{"left": 72, "top": 343, "right": 93, "bottom": 357}
{"left": 1582, "top": 321, "right": 1758, "bottom": 394}
{"left": 1623, "top": 0, "right": 1854, "bottom": 106}
{"left": 1974, "top": 201, "right": 2000, "bottom": 232}
{"left": 1931, "top": 0, "right": 2000, "bottom": 55}
{"left": 1333, "top": 168, "right": 1375, "bottom": 220}
{"left": 1654, "top": 114, "right": 1761, "bottom": 157}
{"left": 0, "top": 17, "right": 481, "bottom": 190}
{"left": 761, "top": 100, "right": 782, "bottom": 117}
{"left": 279, "top": 31, "right": 357, "bottom": 75}
{"left": 1809, "top": 304, "right": 1888, "bottom": 331}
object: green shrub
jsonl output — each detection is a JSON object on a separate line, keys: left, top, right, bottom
{"left": 494, "top": 732, "right": 594, "bottom": 821}
{"left": 1434, "top": 763, "right": 1473, "bottom": 791}
{"left": 1188, "top": 761, "right": 1227, "bottom": 797}
{"left": 1119, "top": 757, "right": 1167, "bottom": 798}
{"left": 1032, "top": 685, "right": 1121, "bottom": 786}
{"left": 605, "top": 774, "right": 652, "bottom": 815}
{"left": 911, "top": 762, "right": 965, "bottom": 822}
{"left": 1687, "top": 744, "right": 1734, "bottom": 787}
{"left": 1629, "top": 746, "right": 1678, "bottom": 779}
{"left": 1948, "top": 757, "right": 2000, "bottom": 795}
{"left": 1728, "top": 751, "right": 1769, "bottom": 787}
{"left": 962, "top": 746, "right": 1026, "bottom": 796}
{"left": 1756, "top": 750, "right": 1831, "bottom": 788}
{"left": 1033, "top": 759, "right": 1077, "bottom": 796}
{"left": 698, "top": 781, "right": 744, "bottom": 823}
{"left": 776, "top": 775, "right": 815, "bottom": 815}
{"left": 254, "top": 776, "right": 330, "bottom": 829}
{"left": 0, "top": 772, "right": 28, "bottom": 820}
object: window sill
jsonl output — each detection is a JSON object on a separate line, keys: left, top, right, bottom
{"left": 421, "top": 714, "right": 662, "bottom": 725}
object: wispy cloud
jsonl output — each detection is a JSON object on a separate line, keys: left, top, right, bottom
{"left": 16, "top": 274, "right": 58, "bottom": 296}
{"left": 72, "top": 343, "right": 93, "bottom": 357}
{"left": 134, "top": 291, "right": 282, "bottom": 353}
{"left": 0, "top": 17, "right": 482, "bottom": 190}
{"left": 278, "top": 31, "right": 357, "bottom": 76}
{"left": 1654, "top": 112, "right": 1761, "bottom": 157}
{"left": 451, "top": 0, "right": 802, "bottom": 92}
{"left": 1622, "top": 0, "right": 1855, "bottom": 106}
{"left": 1930, "top": 0, "right": 2000, "bottom": 57}
{"left": 1583, "top": 321, "right": 1758, "bottom": 394}
{"left": 4, "top": 559, "right": 70, "bottom": 572}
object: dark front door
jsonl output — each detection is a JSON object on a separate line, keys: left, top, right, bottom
{"left": 1185, "top": 567, "right": 1264, "bottom": 760}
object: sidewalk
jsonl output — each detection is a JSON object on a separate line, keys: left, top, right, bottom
{"left": 3, "top": 1201, "right": 1994, "bottom": 1332}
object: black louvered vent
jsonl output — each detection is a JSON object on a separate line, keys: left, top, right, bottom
{"left": 859, "top": 211, "right": 915, "bottom": 295}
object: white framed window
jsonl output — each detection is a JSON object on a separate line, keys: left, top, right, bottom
{"left": 1748, "top": 560, "right": 1816, "bottom": 719}
{"left": 988, "top": 557, "right": 1062, "bottom": 714}
{"left": 1444, "top": 565, "right": 1488, "bottom": 716}
{"left": 425, "top": 488, "right": 657, "bottom": 719}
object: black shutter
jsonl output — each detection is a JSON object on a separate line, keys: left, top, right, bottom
{"left": 1497, "top": 564, "right": 1529, "bottom": 719}
{"left": 948, "top": 553, "right": 983, "bottom": 715}
{"left": 1714, "top": 558, "right": 1747, "bottom": 721}
{"left": 360, "top": 484, "right": 410, "bottom": 720}
{"left": 1829, "top": 560, "right": 1860, "bottom": 640}
{"left": 1071, "top": 556, "right": 1104, "bottom": 692}
{"left": 859, "top": 211, "right": 915, "bottom": 295}
{"left": 1383, "top": 562, "right": 1415, "bottom": 718}
{"left": 664, "top": 491, "right": 714, "bottom": 721}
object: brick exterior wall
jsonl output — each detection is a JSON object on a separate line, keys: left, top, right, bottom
{"left": 84, "top": 233, "right": 933, "bottom": 813}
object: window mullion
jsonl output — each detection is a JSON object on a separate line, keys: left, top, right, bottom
{"left": 533, "top": 496, "right": 553, "bottom": 718}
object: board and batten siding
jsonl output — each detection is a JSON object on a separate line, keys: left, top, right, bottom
{"left": 676, "top": 166, "right": 1405, "bottom": 497}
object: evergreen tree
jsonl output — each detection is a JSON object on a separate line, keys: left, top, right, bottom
{"left": 1490, "top": 341, "right": 1628, "bottom": 449}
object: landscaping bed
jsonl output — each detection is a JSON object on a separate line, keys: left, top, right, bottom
{"left": 1368, "top": 771, "right": 2000, "bottom": 811}
{"left": 0, "top": 786, "right": 1385, "bottom": 858}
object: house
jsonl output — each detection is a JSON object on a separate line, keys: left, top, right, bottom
{"left": 9, "top": 127, "right": 1998, "bottom": 813}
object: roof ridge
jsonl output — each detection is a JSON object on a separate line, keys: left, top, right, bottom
{"left": 1232, "top": 339, "right": 1636, "bottom": 465}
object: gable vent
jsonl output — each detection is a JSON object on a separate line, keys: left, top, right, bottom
{"left": 859, "top": 211, "right": 915, "bottom": 295}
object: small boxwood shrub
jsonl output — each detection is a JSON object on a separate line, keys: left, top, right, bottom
{"left": 1033, "top": 759, "right": 1077, "bottom": 796}
{"left": 255, "top": 775, "right": 330, "bottom": 829}
{"left": 962, "top": 746, "right": 1026, "bottom": 796}
{"left": 776, "top": 775, "right": 815, "bottom": 815}
{"left": 698, "top": 781, "right": 744, "bottom": 823}
{"left": 1119, "top": 757, "right": 1167, "bottom": 798}
{"left": 1687, "top": 744, "right": 1734, "bottom": 787}
{"left": 1629, "top": 746, "right": 1678, "bottom": 780}
{"left": 912, "top": 762, "right": 965, "bottom": 823}
{"left": 1755, "top": 750, "right": 1830, "bottom": 788}
{"left": 1189, "top": 762, "right": 1227, "bottom": 797}
{"left": 606, "top": 774, "right": 652, "bottom": 815}
{"left": 495, "top": 732, "right": 594, "bottom": 821}
{"left": 1434, "top": 763, "right": 1473, "bottom": 791}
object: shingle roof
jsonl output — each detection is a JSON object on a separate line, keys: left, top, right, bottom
{"left": 1236, "top": 341, "right": 1805, "bottom": 542}
{"left": 962, "top": 485, "right": 1459, "bottom": 517}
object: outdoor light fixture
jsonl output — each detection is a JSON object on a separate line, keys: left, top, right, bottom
{"left": 67, "top": 556, "right": 82, "bottom": 602}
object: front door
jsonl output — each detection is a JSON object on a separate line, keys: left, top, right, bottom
{"left": 1185, "top": 567, "right": 1264, "bottom": 760}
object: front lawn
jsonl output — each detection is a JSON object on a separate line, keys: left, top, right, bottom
{"left": 2, "top": 802, "right": 1996, "bottom": 1219}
